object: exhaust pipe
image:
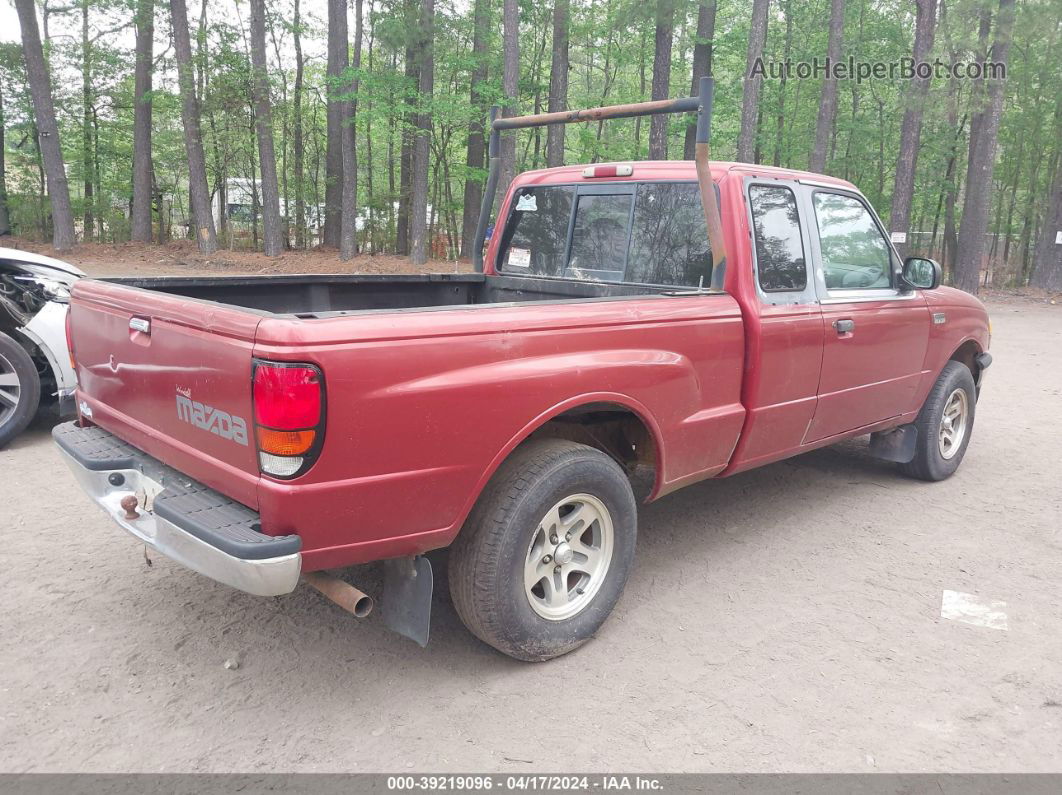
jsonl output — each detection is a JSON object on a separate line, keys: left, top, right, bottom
{"left": 304, "top": 571, "right": 374, "bottom": 618}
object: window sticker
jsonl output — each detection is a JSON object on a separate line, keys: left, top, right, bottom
{"left": 508, "top": 247, "right": 531, "bottom": 268}
{"left": 515, "top": 194, "right": 538, "bottom": 212}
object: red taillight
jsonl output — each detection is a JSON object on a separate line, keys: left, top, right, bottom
{"left": 253, "top": 363, "right": 321, "bottom": 428}
{"left": 252, "top": 361, "right": 325, "bottom": 479}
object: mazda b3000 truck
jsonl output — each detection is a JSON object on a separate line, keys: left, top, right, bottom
{"left": 55, "top": 88, "right": 990, "bottom": 660}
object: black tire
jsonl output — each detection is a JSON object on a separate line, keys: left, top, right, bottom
{"left": 449, "top": 438, "right": 638, "bottom": 661}
{"left": 0, "top": 332, "right": 40, "bottom": 448}
{"left": 900, "top": 360, "right": 976, "bottom": 482}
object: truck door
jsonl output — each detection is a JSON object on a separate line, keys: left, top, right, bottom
{"left": 724, "top": 180, "right": 825, "bottom": 473}
{"left": 802, "top": 186, "right": 930, "bottom": 442}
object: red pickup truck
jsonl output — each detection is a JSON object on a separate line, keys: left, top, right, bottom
{"left": 56, "top": 91, "right": 990, "bottom": 661}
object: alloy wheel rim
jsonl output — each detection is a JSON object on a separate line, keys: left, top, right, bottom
{"left": 524, "top": 493, "right": 614, "bottom": 621}
{"left": 0, "top": 352, "right": 22, "bottom": 425}
{"left": 938, "top": 387, "right": 969, "bottom": 460}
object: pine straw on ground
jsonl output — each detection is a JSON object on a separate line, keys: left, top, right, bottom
{"left": 3, "top": 237, "right": 467, "bottom": 279}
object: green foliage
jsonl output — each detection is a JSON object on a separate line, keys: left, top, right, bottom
{"left": 0, "top": 0, "right": 1058, "bottom": 280}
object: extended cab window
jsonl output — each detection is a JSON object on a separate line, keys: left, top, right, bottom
{"left": 812, "top": 192, "right": 893, "bottom": 290}
{"left": 749, "top": 185, "right": 806, "bottom": 292}
{"left": 499, "top": 181, "right": 714, "bottom": 288}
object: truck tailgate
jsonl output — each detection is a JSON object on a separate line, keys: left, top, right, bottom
{"left": 69, "top": 280, "right": 263, "bottom": 510}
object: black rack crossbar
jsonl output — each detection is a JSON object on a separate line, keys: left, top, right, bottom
{"left": 472, "top": 75, "right": 726, "bottom": 290}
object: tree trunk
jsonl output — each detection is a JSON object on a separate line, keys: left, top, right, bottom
{"left": 736, "top": 0, "right": 769, "bottom": 163}
{"left": 771, "top": 0, "right": 792, "bottom": 167}
{"left": 267, "top": 16, "right": 291, "bottom": 248}
{"left": 364, "top": 22, "right": 376, "bottom": 253}
{"left": 409, "top": 0, "right": 434, "bottom": 265}
{"left": 1030, "top": 162, "right": 1062, "bottom": 289}
{"left": 459, "top": 0, "right": 490, "bottom": 258}
{"left": 340, "top": 0, "right": 364, "bottom": 261}
{"left": 887, "top": 0, "right": 936, "bottom": 259}
{"left": 396, "top": 20, "right": 417, "bottom": 256}
{"left": 683, "top": 0, "right": 716, "bottom": 160}
{"left": 81, "top": 1, "right": 94, "bottom": 241}
{"left": 0, "top": 82, "right": 9, "bottom": 236}
{"left": 498, "top": 0, "right": 519, "bottom": 202}
{"left": 648, "top": 0, "right": 674, "bottom": 160}
{"left": 15, "top": 0, "right": 75, "bottom": 251}
{"left": 292, "top": 0, "right": 305, "bottom": 248}
{"left": 963, "top": 6, "right": 994, "bottom": 195}
{"left": 169, "top": 0, "right": 217, "bottom": 253}
{"left": 92, "top": 107, "right": 103, "bottom": 240}
{"left": 809, "top": 0, "right": 845, "bottom": 172}
{"left": 954, "top": 0, "right": 1016, "bottom": 294}
{"left": 130, "top": 0, "right": 154, "bottom": 242}
{"left": 250, "top": 0, "right": 283, "bottom": 256}
{"left": 323, "top": 0, "right": 346, "bottom": 248}
{"left": 248, "top": 121, "right": 260, "bottom": 250}
{"left": 545, "top": 0, "right": 569, "bottom": 168}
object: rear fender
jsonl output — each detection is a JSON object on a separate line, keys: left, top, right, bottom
{"left": 453, "top": 391, "right": 666, "bottom": 534}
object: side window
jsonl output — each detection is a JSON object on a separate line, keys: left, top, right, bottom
{"left": 812, "top": 192, "right": 893, "bottom": 290}
{"left": 499, "top": 186, "right": 574, "bottom": 277}
{"left": 627, "top": 182, "right": 712, "bottom": 288}
{"left": 565, "top": 193, "right": 633, "bottom": 282}
{"left": 749, "top": 185, "right": 806, "bottom": 292}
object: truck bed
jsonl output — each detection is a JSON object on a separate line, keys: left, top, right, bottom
{"left": 69, "top": 269, "right": 746, "bottom": 569}
{"left": 105, "top": 273, "right": 684, "bottom": 317}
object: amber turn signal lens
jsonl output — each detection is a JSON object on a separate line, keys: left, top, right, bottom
{"left": 257, "top": 428, "right": 316, "bottom": 456}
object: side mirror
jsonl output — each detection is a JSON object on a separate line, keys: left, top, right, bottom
{"left": 901, "top": 256, "right": 941, "bottom": 290}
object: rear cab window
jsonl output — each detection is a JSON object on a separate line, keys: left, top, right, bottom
{"left": 497, "top": 181, "right": 714, "bottom": 289}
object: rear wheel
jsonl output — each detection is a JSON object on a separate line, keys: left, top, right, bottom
{"left": 449, "top": 439, "right": 637, "bottom": 661}
{"left": 0, "top": 332, "right": 40, "bottom": 448}
{"left": 900, "top": 360, "right": 976, "bottom": 481}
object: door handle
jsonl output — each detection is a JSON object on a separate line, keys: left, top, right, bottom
{"left": 833, "top": 318, "right": 855, "bottom": 334}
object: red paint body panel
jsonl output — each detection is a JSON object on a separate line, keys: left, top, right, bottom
{"left": 252, "top": 295, "right": 746, "bottom": 568}
{"left": 67, "top": 161, "right": 990, "bottom": 573}
{"left": 69, "top": 280, "right": 262, "bottom": 509}
{"left": 808, "top": 296, "right": 931, "bottom": 441}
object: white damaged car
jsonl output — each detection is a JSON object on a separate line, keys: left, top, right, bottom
{"left": 0, "top": 247, "right": 82, "bottom": 446}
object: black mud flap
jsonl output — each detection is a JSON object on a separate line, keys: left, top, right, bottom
{"left": 381, "top": 556, "right": 433, "bottom": 647}
{"left": 869, "top": 424, "right": 918, "bottom": 464}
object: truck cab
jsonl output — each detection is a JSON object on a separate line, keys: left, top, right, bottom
{"left": 487, "top": 160, "right": 989, "bottom": 477}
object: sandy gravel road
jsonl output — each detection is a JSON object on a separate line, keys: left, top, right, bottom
{"left": 1, "top": 298, "right": 1059, "bottom": 773}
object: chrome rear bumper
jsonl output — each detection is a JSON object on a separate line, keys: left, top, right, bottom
{"left": 54, "top": 422, "right": 301, "bottom": 596}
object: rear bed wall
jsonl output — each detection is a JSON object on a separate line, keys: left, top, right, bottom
{"left": 106, "top": 273, "right": 675, "bottom": 316}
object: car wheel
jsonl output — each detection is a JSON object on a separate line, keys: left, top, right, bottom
{"left": 449, "top": 438, "right": 637, "bottom": 661}
{"left": 900, "top": 360, "right": 976, "bottom": 482}
{"left": 0, "top": 332, "right": 41, "bottom": 448}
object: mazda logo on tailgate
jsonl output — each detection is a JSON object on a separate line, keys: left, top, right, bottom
{"left": 175, "top": 389, "right": 249, "bottom": 446}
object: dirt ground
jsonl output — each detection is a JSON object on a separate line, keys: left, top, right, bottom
{"left": 5, "top": 236, "right": 467, "bottom": 278}
{"left": 0, "top": 248, "right": 1060, "bottom": 773}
